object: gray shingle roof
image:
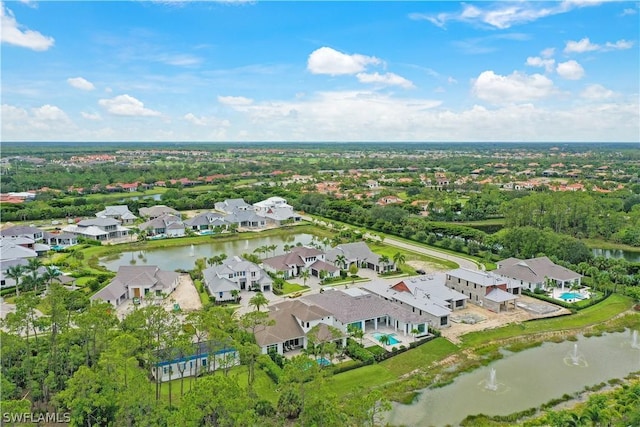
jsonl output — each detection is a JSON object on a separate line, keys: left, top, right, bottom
{"left": 495, "top": 256, "right": 581, "bottom": 283}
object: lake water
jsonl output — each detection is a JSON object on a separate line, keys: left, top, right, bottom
{"left": 592, "top": 248, "right": 640, "bottom": 263}
{"left": 100, "top": 233, "right": 317, "bottom": 272}
{"left": 387, "top": 330, "right": 640, "bottom": 427}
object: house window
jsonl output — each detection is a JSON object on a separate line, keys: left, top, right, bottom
{"left": 457, "top": 278, "right": 460, "bottom": 283}
{"left": 440, "top": 317, "right": 447, "bottom": 326}
{"left": 251, "top": 272, "right": 256, "bottom": 277}
{"left": 267, "top": 344, "right": 278, "bottom": 353}
{"left": 202, "top": 358, "right": 207, "bottom": 366}
{"left": 219, "top": 292, "right": 223, "bottom": 299}
{"left": 163, "top": 367, "right": 168, "bottom": 375}
{"left": 474, "top": 284, "right": 477, "bottom": 289}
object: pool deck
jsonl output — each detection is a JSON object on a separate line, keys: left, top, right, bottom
{"left": 550, "top": 287, "right": 591, "bottom": 303}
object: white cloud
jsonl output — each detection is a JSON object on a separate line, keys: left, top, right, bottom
{"left": 356, "top": 72, "right": 414, "bottom": 89}
{"left": 1, "top": 103, "right": 75, "bottom": 135}
{"left": 564, "top": 37, "right": 599, "bottom": 53}
{"left": 184, "top": 113, "right": 230, "bottom": 127}
{"left": 98, "top": 94, "right": 161, "bottom": 117}
{"left": 217, "top": 95, "right": 254, "bottom": 107}
{"left": 565, "top": 37, "right": 634, "bottom": 53}
{"left": 307, "top": 47, "right": 381, "bottom": 76}
{"left": 526, "top": 56, "right": 556, "bottom": 73}
{"left": 580, "top": 84, "right": 616, "bottom": 100}
{"left": 410, "top": 1, "right": 602, "bottom": 29}
{"left": 447, "top": 76, "right": 458, "bottom": 84}
{"left": 67, "top": 77, "right": 95, "bottom": 91}
{"left": 81, "top": 112, "right": 102, "bottom": 120}
{"left": 152, "top": 53, "right": 203, "bottom": 67}
{"left": 604, "top": 39, "right": 634, "bottom": 50}
{"left": 472, "top": 70, "right": 556, "bottom": 104}
{"left": 556, "top": 60, "right": 585, "bottom": 80}
{"left": 0, "top": 3, "right": 54, "bottom": 51}
{"left": 32, "top": 104, "right": 70, "bottom": 122}
{"left": 541, "top": 47, "right": 555, "bottom": 58}
{"left": 621, "top": 7, "right": 637, "bottom": 16}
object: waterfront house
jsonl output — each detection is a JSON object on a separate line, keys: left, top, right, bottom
{"left": 91, "top": 265, "right": 180, "bottom": 307}
{"left": 202, "top": 256, "right": 272, "bottom": 302}
{"left": 445, "top": 268, "right": 520, "bottom": 313}
{"left": 494, "top": 256, "right": 582, "bottom": 292}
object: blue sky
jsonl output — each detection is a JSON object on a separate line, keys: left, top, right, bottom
{"left": 1, "top": 0, "right": 638, "bottom": 142}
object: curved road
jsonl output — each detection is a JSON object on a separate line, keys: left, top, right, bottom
{"left": 302, "top": 215, "right": 479, "bottom": 271}
{"left": 381, "top": 236, "right": 479, "bottom": 271}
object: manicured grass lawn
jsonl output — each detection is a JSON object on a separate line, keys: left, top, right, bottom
{"left": 330, "top": 338, "right": 459, "bottom": 396}
{"left": 460, "top": 294, "right": 634, "bottom": 348}
{"left": 282, "top": 282, "right": 308, "bottom": 294}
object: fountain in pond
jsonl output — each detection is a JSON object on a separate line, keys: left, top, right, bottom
{"left": 632, "top": 330, "right": 640, "bottom": 349}
{"left": 190, "top": 244, "right": 195, "bottom": 256}
{"left": 564, "top": 343, "right": 588, "bottom": 367}
{"left": 485, "top": 368, "right": 498, "bottom": 391}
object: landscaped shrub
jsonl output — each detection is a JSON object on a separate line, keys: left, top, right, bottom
{"left": 258, "top": 354, "right": 282, "bottom": 384}
{"left": 346, "top": 341, "right": 375, "bottom": 363}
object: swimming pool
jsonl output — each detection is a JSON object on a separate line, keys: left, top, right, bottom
{"left": 373, "top": 333, "right": 400, "bottom": 345}
{"left": 559, "top": 292, "right": 584, "bottom": 301}
{"left": 316, "top": 357, "right": 331, "bottom": 366}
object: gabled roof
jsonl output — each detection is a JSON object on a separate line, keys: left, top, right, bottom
{"left": 0, "top": 240, "right": 38, "bottom": 261}
{"left": 139, "top": 205, "right": 180, "bottom": 218}
{"left": 495, "top": 256, "right": 581, "bottom": 283}
{"left": 485, "top": 288, "right": 518, "bottom": 303}
{"left": 0, "top": 225, "right": 43, "bottom": 237}
{"left": 325, "top": 242, "right": 380, "bottom": 264}
{"left": 447, "top": 268, "right": 507, "bottom": 287}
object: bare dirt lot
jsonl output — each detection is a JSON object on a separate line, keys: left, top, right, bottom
{"left": 440, "top": 295, "right": 571, "bottom": 344}
{"left": 168, "top": 273, "right": 202, "bottom": 312}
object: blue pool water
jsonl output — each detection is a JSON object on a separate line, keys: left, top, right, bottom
{"left": 373, "top": 333, "right": 400, "bottom": 345}
{"left": 316, "top": 357, "right": 331, "bottom": 366}
{"left": 559, "top": 292, "right": 584, "bottom": 301}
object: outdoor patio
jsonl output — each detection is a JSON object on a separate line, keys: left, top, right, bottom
{"left": 550, "top": 286, "right": 591, "bottom": 303}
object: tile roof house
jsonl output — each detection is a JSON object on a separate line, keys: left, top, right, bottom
{"left": 1, "top": 225, "right": 44, "bottom": 242}
{"left": 0, "top": 239, "right": 38, "bottom": 261}
{"left": 139, "top": 214, "right": 186, "bottom": 237}
{"left": 214, "top": 198, "right": 253, "bottom": 214}
{"left": 91, "top": 265, "right": 180, "bottom": 307}
{"left": 325, "top": 242, "right": 394, "bottom": 273}
{"left": 253, "top": 196, "right": 301, "bottom": 225}
{"left": 203, "top": 256, "right": 272, "bottom": 302}
{"left": 184, "top": 211, "right": 231, "bottom": 232}
{"left": 494, "top": 256, "right": 581, "bottom": 292}
{"left": 96, "top": 205, "right": 138, "bottom": 225}
{"left": 303, "top": 287, "right": 432, "bottom": 339}
{"left": 138, "top": 205, "right": 181, "bottom": 219}
{"left": 361, "top": 275, "right": 468, "bottom": 329}
{"left": 255, "top": 299, "right": 339, "bottom": 355}
{"left": 262, "top": 246, "right": 340, "bottom": 280}
{"left": 63, "top": 218, "right": 131, "bottom": 241}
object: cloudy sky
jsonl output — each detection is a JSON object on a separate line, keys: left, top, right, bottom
{"left": 1, "top": 0, "right": 638, "bottom": 142}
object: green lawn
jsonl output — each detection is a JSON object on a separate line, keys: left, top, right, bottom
{"left": 330, "top": 338, "right": 459, "bottom": 396}
{"left": 282, "top": 282, "right": 308, "bottom": 294}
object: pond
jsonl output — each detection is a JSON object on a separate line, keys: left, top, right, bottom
{"left": 100, "top": 233, "right": 318, "bottom": 272}
{"left": 592, "top": 248, "right": 640, "bottom": 263}
{"left": 387, "top": 330, "right": 640, "bottom": 427}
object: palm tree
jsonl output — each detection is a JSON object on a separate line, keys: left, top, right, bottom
{"left": 378, "top": 334, "right": 390, "bottom": 348}
{"left": 249, "top": 292, "right": 269, "bottom": 312}
{"left": 411, "top": 328, "right": 419, "bottom": 342}
{"left": 231, "top": 289, "right": 240, "bottom": 303}
{"left": 335, "top": 254, "right": 347, "bottom": 271}
{"left": 42, "top": 265, "right": 61, "bottom": 292}
{"left": 300, "top": 269, "right": 310, "bottom": 287}
{"left": 26, "top": 258, "right": 42, "bottom": 292}
{"left": 5, "top": 265, "right": 24, "bottom": 297}
{"left": 268, "top": 244, "right": 278, "bottom": 257}
{"left": 379, "top": 255, "right": 390, "bottom": 273}
{"left": 392, "top": 252, "right": 406, "bottom": 272}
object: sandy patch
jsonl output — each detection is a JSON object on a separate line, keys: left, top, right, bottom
{"left": 440, "top": 295, "right": 570, "bottom": 344}
{"left": 167, "top": 273, "right": 202, "bottom": 312}
{"left": 406, "top": 260, "right": 441, "bottom": 274}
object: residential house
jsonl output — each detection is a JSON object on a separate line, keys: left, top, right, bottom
{"left": 253, "top": 196, "right": 301, "bottom": 225}
{"left": 214, "top": 198, "right": 253, "bottom": 214}
{"left": 152, "top": 340, "right": 239, "bottom": 382}
{"left": 1, "top": 225, "right": 44, "bottom": 242}
{"left": 184, "top": 211, "right": 230, "bottom": 232}
{"left": 63, "top": 218, "right": 130, "bottom": 241}
{"left": 139, "top": 214, "right": 186, "bottom": 237}
{"left": 202, "top": 256, "right": 272, "bottom": 302}
{"left": 377, "top": 195, "right": 403, "bottom": 206}
{"left": 361, "top": 275, "right": 468, "bottom": 330}
{"left": 91, "top": 265, "right": 180, "bottom": 307}
{"left": 255, "top": 299, "right": 339, "bottom": 355}
{"left": 0, "top": 241, "right": 37, "bottom": 262}
{"left": 262, "top": 246, "right": 340, "bottom": 280}
{"left": 0, "top": 235, "right": 50, "bottom": 255}
{"left": 494, "top": 256, "right": 582, "bottom": 292}
{"left": 0, "top": 258, "right": 29, "bottom": 288}
{"left": 325, "top": 242, "right": 394, "bottom": 273}
{"left": 43, "top": 231, "right": 78, "bottom": 249}
{"left": 139, "top": 205, "right": 180, "bottom": 220}
{"left": 96, "top": 205, "right": 138, "bottom": 225}
{"left": 303, "top": 287, "right": 431, "bottom": 339}
{"left": 445, "top": 268, "right": 520, "bottom": 313}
